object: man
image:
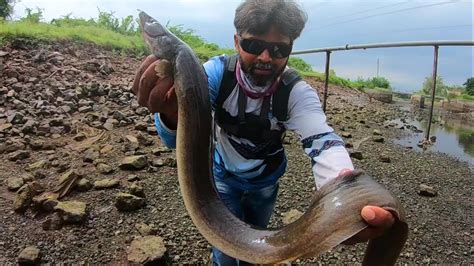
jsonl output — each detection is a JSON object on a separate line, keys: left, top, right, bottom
{"left": 132, "top": 0, "right": 394, "bottom": 265}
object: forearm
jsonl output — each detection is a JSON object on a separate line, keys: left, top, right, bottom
{"left": 302, "top": 132, "right": 354, "bottom": 189}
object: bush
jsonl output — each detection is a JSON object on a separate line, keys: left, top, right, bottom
{"left": 464, "top": 77, "right": 474, "bottom": 96}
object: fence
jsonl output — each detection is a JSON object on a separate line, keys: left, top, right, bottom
{"left": 291, "top": 40, "right": 474, "bottom": 140}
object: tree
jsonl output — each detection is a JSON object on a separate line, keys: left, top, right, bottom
{"left": 464, "top": 77, "right": 474, "bottom": 96}
{"left": 0, "top": 0, "right": 17, "bottom": 19}
{"left": 421, "top": 75, "right": 447, "bottom": 96}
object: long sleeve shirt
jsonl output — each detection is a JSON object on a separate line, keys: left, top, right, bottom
{"left": 155, "top": 55, "right": 354, "bottom": 190}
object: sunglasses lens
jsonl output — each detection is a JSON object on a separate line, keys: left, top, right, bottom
{"left": 240, "top": 38, "right": 292, "bottom": 59}
{"left": 241, "top": 39, "right": 265, "bottom": 55}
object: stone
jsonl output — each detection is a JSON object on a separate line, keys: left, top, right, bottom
{"left": 282, "top": 209, "right": 303, "bottom": 225}
{"left": 26, "top": 160, "right": 48, "bottom": 172}
{"left": 96, "top": 163, "right": 114, "bottom": 174}
{"left": 127, "top": 175, "right": 140, "bottom": 182}
{"left": 75, "top": 178, "right": 93, "bottom": 192}
{"left": 7, "top": 150, "right": 30, "bottom": 161}
{"left": 419, "top": 184, "right": 437, "bottom": 197}
{"left": 379, "top": 155, "right": 391, "bottom": 163}
{"left": 115, "top": 193, "right": 146, "bottom": 211}
{"left": 135, "top": 222, "right": 157, "bottom": 236}
{"left": 54, "top": 200, "right": 87, "bottom": 224}
{"left": 127, "top": 236, "right": 167, "bottom": 264}
{"left": 18, "top": 246, "right": 41, "bottom": 265}
{"left": 7, "top": 177, "right": 24, "bottom": 191}
{"left": 14, "top": 184, "right": 33, "bottom": 213}
{"left": 119, "top": 155, "right": 148, "bottom": 170}
{"left": 129, "top": 183, "right": 146, "bottom": 198}
{"left": 162, "top": 157, "right": 177, "bottom": 168}
{"left": 32, "top": 192, "right": 59, "bottom": 212}
{"left": 94, "top": 178, "right": 120, "bottom": 189}
{"left": 349, "top": 151, "right": 363, "bottom": 160}
{"left": 341, "top": 132, "right": 352, "bottom": 138}
{"left": 42, "top": 213, "right": 63, "bottom": 231}
{"left": 373, "top": 129, "right": 382, "bottom": 135}
{"left": 373, "top": 136, "right": 385, "bottom": 143}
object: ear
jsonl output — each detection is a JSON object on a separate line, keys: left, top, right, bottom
{"left": 234, "top": 33, "right": 240, "bottom": 52}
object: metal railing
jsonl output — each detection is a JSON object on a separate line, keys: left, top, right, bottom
{"left": 291, "top": 40, "right": 474, "bottom": 140}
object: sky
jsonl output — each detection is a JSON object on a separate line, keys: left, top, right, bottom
{"left": 12, "top": 0, "right": 474, "bottom": 93}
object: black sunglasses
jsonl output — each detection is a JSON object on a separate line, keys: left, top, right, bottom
{"left": 238, "top": 37, "right": 292, "bottom": 59}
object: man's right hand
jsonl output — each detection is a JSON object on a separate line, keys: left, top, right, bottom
{"left": 132, "top": 55, "right": 178, "bottom": 129}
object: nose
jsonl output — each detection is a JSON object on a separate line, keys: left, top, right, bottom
{"left": 257, "top": 48, "right": 272, "bottom": 63}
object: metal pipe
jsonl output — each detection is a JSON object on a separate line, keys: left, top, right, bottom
{"left": 291, "top": 40, "right": 474, "bottom": 55}
{"left": 323, "top": 51, "right": 331, "bottom": 112}
{"left": 426, "top": 45, "right": 439, "bottom": 141}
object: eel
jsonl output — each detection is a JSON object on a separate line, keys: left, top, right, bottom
{"left": 138, "top": 11, "right": 408, "bottom": 264}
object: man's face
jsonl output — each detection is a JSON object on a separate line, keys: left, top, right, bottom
{"left": 234, "top": 27, "right": 292, "bottom": 86}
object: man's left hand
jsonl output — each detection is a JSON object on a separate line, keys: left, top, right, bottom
{"left": 338, "top": 169, "right": 395, "bottom": 245}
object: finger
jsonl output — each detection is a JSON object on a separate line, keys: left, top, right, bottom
{"left": 148, "top": 76, "right": 174, "bottom": 113}
{"left": 361, "top": 206, "right": 395, "bottom": 228}
{"left": 132, "top": 55, "right": 158, "bottom": 94}
{"left": 138, "top": 60, "right": 162, "bottom": 107}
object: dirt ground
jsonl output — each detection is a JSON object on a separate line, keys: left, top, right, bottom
{"left": 0, "top": 39, "right": 472, "bottom": 264}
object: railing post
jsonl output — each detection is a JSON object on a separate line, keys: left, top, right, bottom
{"left": 323, "top": 51, "right": 331, "bottom": 112}
{"left": 426, "top": 45, "right": 439, "bottom": 141}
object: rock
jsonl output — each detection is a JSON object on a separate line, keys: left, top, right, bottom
{"left": 373, "top": 136, "right": 385, "bottom": 143}
{"left": 129, "top": 183, "right": 146, "bottom": 198}
{"left": 26, "top": 160, "right": 48, "bottom": 172}
{"left": 94, "top": 178, "right": 120, "bottom": 189}
{"left": 75, "top": 178, "right": 93, "bottom": 192}
{"left": 379, "top": 155, "right": 391, "bottom": 163}
{"left": 7, "top": 177, "right": 24, "bottom": 191}
{"left": 32, "top": 192, "right": 59, "bottom": 212}
{"left": 127, "top": 236, "right": 167, "bottom": 264}
{"left": 349, "top": 151, "right": 363, "bottom": 160}
{"left": 7, "top": 150, "right": 30, "bottom": 161}
{"left": 341, "top": 132, "right": 352, "bottom": 138}
{"left": 419, "top": 184, "right": 437, "bottom": 197}
{"left": 83, "top": 149, "right": 100, "bottom": 163}
{"left": 127, "top": 175, "right": 140, "bottom": 182}
{"left": 100, "top": 144, "right": 114, "bottom": 154}
{"left": 18, "top": 246, "right": 41, "bottom": 265}
{"left": 151, "top": 159, "right": 165, "bottom": 167}
{"left": 119, "top": 155, "right": 148, "bottom": 170}
{"left": 54, "top": 200, "right": 87, "bottom": 224}
{"left": 162, "top": 157, "right": 177, "bottom": 168}
{"left": 135, "top": 222, "right": 157, "bottom": 236}
{"left": 42, "top": 213, "right": 63, "bottom": 231}
{"left": 135, "top": 122, "right": 148, "bottom": 131}
{"left": 282, "top": 209, "right": 303, "bottom": 225}
{"left": 96, "top": 163, "right": 114, "bottom": 174}
{"left": 0, "top": 122, "right": 12, "bottom": 132}
{"left": 115, "top": 193, "right": 146, "bottom": 211}
{"left": 14, "top": 184, "right": 33, "bottom": 213}
{"left": 147, "top": 126, "right": 158, "bottom": 135}
{"left": 373, "top": 129, "right": 382, "bottom": 135}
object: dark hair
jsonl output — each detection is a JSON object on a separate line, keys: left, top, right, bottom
{"left": 234, "top": 0, "right": 308, "bottom": 41}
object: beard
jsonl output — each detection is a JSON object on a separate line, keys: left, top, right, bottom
{"left": 241, "top": 61, "right": 283, "bottom": 86}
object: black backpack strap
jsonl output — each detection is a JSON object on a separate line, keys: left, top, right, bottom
{"left": 272, "top": 68, "right": 302, "bottom": 121}
{"left": 216, "top": 54, "right": 239, "bottom": 107}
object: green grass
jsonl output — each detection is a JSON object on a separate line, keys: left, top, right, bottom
{"left": 0, "top": 21, "right": 147, "bottom": 54}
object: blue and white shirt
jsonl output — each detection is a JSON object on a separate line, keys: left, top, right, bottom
{"left": 155, "top": 55, "right": 354, "bottom": 190}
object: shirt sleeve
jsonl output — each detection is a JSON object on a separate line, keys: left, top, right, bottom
{"left": 284, "top": 80, "right": 354, "bottom": 190}
{"left": 153, "top": 55, "right": 226, "bottom": 148}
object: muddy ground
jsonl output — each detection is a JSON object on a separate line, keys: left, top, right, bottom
{"left": 0, "top": 39, "right": 472, "bottom": 264}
